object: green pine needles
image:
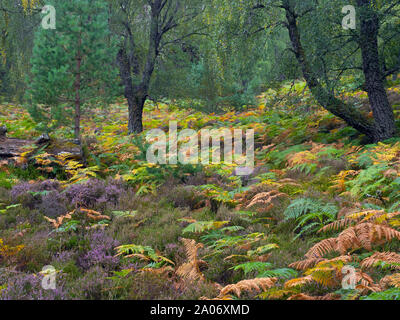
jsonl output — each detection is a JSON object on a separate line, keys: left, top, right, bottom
{"left": 26, "top": 0, "right": 120, "bottom": 139}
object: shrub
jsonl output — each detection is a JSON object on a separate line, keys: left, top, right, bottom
{"left": 52, "top": 251, "right": 76, "bottom": 266}
{"left": 64, "top": 179, "right": 125, "bottom": 209}
{"left": 16, "top": 229, "right": 52, "bottom": 272}
{"left": 38, "top": 191, "right": 68, "bottom": 218}
{"left": 77, "top": 231, "right": 120, "bottom": 271}
{"left": 68, "top": 266, "right": 109, "bottom": 300}
{"left": 11, "top": 180, "right": 61, "bottom": 199}
{"left": 0, "top": 271, "right": 68, "bottom": 300}
{"left": 164, "top": 185, "right": 204, "bottom": 210}
{"left": 10, "top": 180, "right": 62, "bottom": 210}
{"left": 128, "top": 272, "right": 179, "bottom": 300}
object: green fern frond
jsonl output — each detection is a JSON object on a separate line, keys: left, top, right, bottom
{"left": 231, "top": 262, "right": 273, "bottom": 275}
{"left": 182, "top": 220, "right": 229, "bottom": 234}
{"left": 284, "top": 198, "right": 337, "bottom": 221}
{"left": 361, "top": 288, "right": 400, "bottom": 300}
{"left": 257, "top": 268, "right": 298, "bottom": 279}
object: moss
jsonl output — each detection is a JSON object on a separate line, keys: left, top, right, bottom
{"left": 46, "top": 140, "right": 81, "bottom": 157}
{"left": 61, "top": 261, "right": 82, "bottom": 280}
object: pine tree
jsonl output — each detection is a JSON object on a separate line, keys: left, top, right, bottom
{"left": 26, "top": 0, "right": 120, "bottom": 140}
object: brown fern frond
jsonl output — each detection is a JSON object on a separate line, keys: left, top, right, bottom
{"left": 44, "top": 210, "right": 74, "bottom": 228}
{"left": 44, "top": 207, "right": 111, "bottom": 229}
{"left": 365, "top": 198, "right": 384, "bottom": 206}
{"left": 357, "top": 223, "right": 400, "bottom": 251}
{"left": 199, "top": 295, "right": 233, "bottom": 301}
{"left": 319, "top": 215, "right": 360, "bottom": 233}
{"left": 289, "top": 255, "right": 353, "bottom": 270}
{"left": 284, "top": 275, "right": 314, "bottom": 289}
{"left": 288, "top": 293, "right": 341, "bottom": 300}
{"left": 257, "top": 288, "right": 297, "bottom": 300}
{"left": 336, "top": 224, "right": 361, "bottom": 254}
{"left": 176, "top": 238, "right": 207, "bottom": 282}
{"left": 355, "top": 283, "right": 382, "bottom": 294}
{"left": 367, "top": 211, "right": 400, "bottom": 225}
{"left": 290, "top": 255, "right": 351, "bottom": 272}
{"left": 324, "top": 255, "right": 353, "bottom": 265}
{"left": 309, "top": 223, "right": 400, "bottom": 257}
{"left": 380, "top": 273, "right": 400, "bottom": 289}
{"left": 140, "top": 266, "right": 174, "bottom": 275}
{"left": 79, "top": 208, "right": 111, "bottom": 221}
{"left": 219, "top": 278, "right": 277, "bottom": 298}
{"left": 355, "top": 270, "right": 376, "bottom": 288}
{"left": 181, "top": 238, "right": 203, "bottom": 263}
{"left": 337, "top": 203, "right": 363, "bottom": 219}
{"left": 246, "top": 190, "right": 287, "bottom": 212}
{"left": 289, "top": 257, "right": 326, "bottom": 270}
{"left": 361, "top": 252, "right": 400, "bottom": 270}
{"left": 305, "top": 238, "right": 338, "bottom": 258}
{"left": 176, "top": 262, "right": 205, "bottom": 281}
{"left": 286, "top": 149, "right": 316, "bottom": 167}
{"left": 124, "top": 253, "right": 151, "bottom": 261}
{"left": 276, "top": 178, "right": 302, "bottom": 188}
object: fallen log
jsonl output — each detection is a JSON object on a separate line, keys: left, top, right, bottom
{"left": 0, "top": 137, "right": 35, "bottom": 159}
{"left": 0, "top": 126, "right": 82, "bottom": 165}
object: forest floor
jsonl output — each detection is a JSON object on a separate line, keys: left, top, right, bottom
{"left": 1, "top": 79, "right": 400, "bottom": 300}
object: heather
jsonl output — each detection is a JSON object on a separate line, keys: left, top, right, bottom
{"left": 1, "top": 79, "right": 400, "bottom": 300}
